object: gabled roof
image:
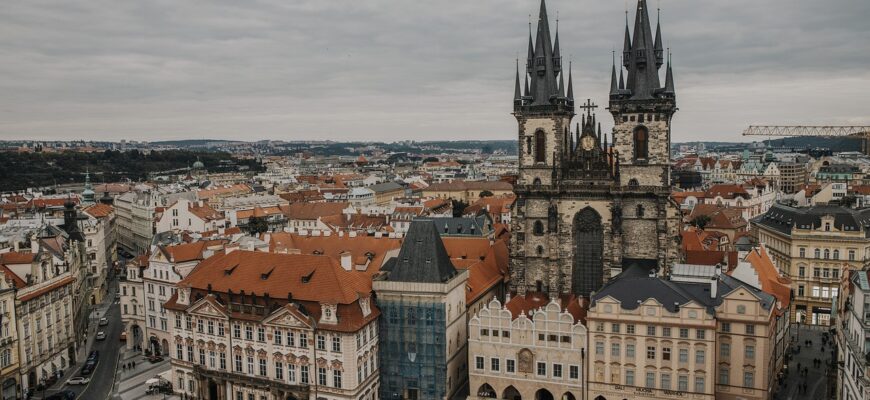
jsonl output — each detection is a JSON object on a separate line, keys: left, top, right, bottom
{"left": 281, "top": 202, "right": 348, "bottom": 220}
{"left": 704, "top": 184, "right": 750, "bottom": 200}
{"left": 83, "top": 203, "right": 114, "bottom": 218}
{"left": 753, "top": 203, "right": 870, "bottom": 236}
{"left": 738, "top": 246, "right": 792, "bottom": 309}
{"left": 383, "top": 219, "right": 457, "bottom": 283}
{"left": 689, "top": 204, "right": 748, "bottom": 230}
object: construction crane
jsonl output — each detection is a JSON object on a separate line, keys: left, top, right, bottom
{"left": 742, "top": 125, "right": 870, "bottom": 155}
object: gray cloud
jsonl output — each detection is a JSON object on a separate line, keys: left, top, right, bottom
{"left": 0, "top": 0, "right": 868, "bottom": 143}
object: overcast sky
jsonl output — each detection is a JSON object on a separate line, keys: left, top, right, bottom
{"left": 1, "top": 0, "right": 868, "bottom": 143}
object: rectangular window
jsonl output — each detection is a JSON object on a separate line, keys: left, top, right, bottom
{"left": 176, "top": 344, "right": 183, "bottom": 360}
{"left": 662, "top": 347, "right": 671, "bottom": 361}
{"left": 258, "top": 359, "right": 266, "bottom": 376}
{"left": 719, "top": 367, "right": 729, "bottom": 385}
{"left": 300, "top": 333, "right": 308, "bottom": 347}
{"left": 647, "top": 346, "right": 656, "bottom": 360}
{"left": 198, "top": 349, "right": 205, "bottom": 365}
{"left": 196, "top": 318, "right": 203, "bottom": 333}
{"left": 553, "top": 364, "right": 562, "bottom": 378}
{"left": 507, "top": 359, "right": 516, "bottom": 373}
{"left": 626, "top": 344, "right": 635, "bottom": 358}
{"left": 678, "top": 375, "right": 688, "bottom": 391}
{"left": 257, "top": 327, "right": 265, "bottom": 342}
{"left": 491, "top": 358, "right": 500, "bottom": 372}
{"left": 569, "top": 365, "right": 579, "bottom": 379}
{"left": 245, "top": 326, "right": 253, "bottom": 340}
{"left": 207, "top": 320, "right": 214, "bottom": 335}
{"left": 234, "top": 354, "right": 242, "bottom": 372}
{"left": 275, "top": 361, "right": 284, "bottom": 380}
{"left": 646, "top": 372, "right": 655, "bottom": 388}
{"left": 625, "top": 370, "right": 635, "bottom": 386}
{"left": 288, "top": 364, "right": 296, "bottom": 383}
{"left": 537, "top": 362, "right": 546, "bottom": 376}
{"left": 187, "top": 346, "right": 193, "bottom": 362}
{"left": 798, "top": 286, "right": 805, "bottom": 297}
{"left": 595, "top": 341, "right": 604, "bottom": 355}
{"left": 275, "top": 330, "right": 283, "bottom": 345}
{"left": 678, "top": 349, "right": 688, "bottom": 363}
{"left": 219, "top": 353, "right": 226, "bottom": 370}
{"left": 745, "top": 345, "right": 755, "bottom": 359}
{"left": 288, "top": 332, "right": 295, "bottom": 347}
{"left": 696, "top": 329, "right": 706, "bottom": 340}
{"left": 647, "top": 325, "right": 656, "bottom": 336}
{"left": 611, "top": 323, "right": 620, "bottom": 333}
{"left": 722, "top": 322, "right": 731, "bottom": 332}
{"left": 661, "top": 373, "right": 671, "bottom": 390}
{"left": 745, "top": 324, "right": 755, "bottom": 335}
{"left": 317, "top": 367, "right": 327, "bottom": 386}
{"left": 475, "top": 356, "right": 484, "bottom": 370}
{"left": 317, "top": 335, "right": 326, "bottom": 350}
{"left": 611, "top": 343, "right": 620, "bottom": 357}
{"left": 333, "top": 370, "right": 342, "bottom": 388}
{"left": 332, "top": 336, "right": 341, "bottom": 352}
{"left": 301, "top": 365, "right": 309, "bottom": 384}
{"left": 720, "top": 343, "right": 731, "bottom": 358}
{"left": 679, "top": 328, "right": 689, "bottom": 338}
{"left": 233, "top": 324, "right": 241, "bottom": 338}
{"left": 175, "top": 314, "right": 182, "bottom": 329}
{"left": 662, "top": 327, "right": 671, "bottom": 337}
{"left": 695, "top": 350, "right": 705, "bottom": 364}
{"left": 743, "top": 372, "right": 754, "bottom": 387}
{"left": 694, "top": 376, "right": 705, "bottom": 392}
{"left": 626, "top": 324, "right": 635, "bottom": 334}
{"left": 480, "top": 328, "right": 489, "bottom": 336}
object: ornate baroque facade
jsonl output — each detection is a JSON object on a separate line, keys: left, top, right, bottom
{"left": 511, "top": 0, "right": 681, "bottom": 298}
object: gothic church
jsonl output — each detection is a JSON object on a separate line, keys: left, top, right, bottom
{"left": 510, "top": 0, "right": 680, "bottom": 298}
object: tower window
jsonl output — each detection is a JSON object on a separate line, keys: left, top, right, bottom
{"left": 535, "top": 131, "right": 546, "bottom": 163}
{"left": 633, "top": 126, "right": 649, "bottom": 160}
{"left": 636, "top": 205, "right": 645, "bottom": 218}
{"left": 536, "top": 246, "right": 544, "bottom": 256}
{"left": 533, "top": 221, "right": 545, "bottom": 236}
{"left": 526, "top": 137, "right": 532, "bottom": 155}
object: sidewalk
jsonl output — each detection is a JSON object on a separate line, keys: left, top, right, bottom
{"left": 112, "top": 348, "right": 173, "bottom": 399}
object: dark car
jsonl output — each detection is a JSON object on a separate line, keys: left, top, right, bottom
{"left": 45, "top": 390, "right": 76, "bottom": 400}
{"left": 81, "top": 360, "right": 97, "bottom": 375}
{"left": 87, "top": 350, "right": 99, "bottom": 362}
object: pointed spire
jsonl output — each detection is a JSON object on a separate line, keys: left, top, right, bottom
{"left": 619, "top": 65, "right": 625, "bottom": 90}
{"left": 529, "top": 0, "right": 560, "bottom": 106}
{"left": 526, "top": 19, "right": 535, "bottom": 71}
{"left": 621, "top": 0, "right": 662, "bottom": 100}
{"left": 664, "top": 50, "right": 675, "bottom": 95}
{"left": 514, "top": 59, "right": 522, "bottom": 102}
{"left": 610, "top": 51, "right": 619, "bottom": 95}
{"left": 566, "top": 61, "right": 574, "bottom": 100}
{"left": 558, "top": 69, "right": 565, "bottom": 98}
{"left": 524, "top": 73, "right": 530, "bottom": 97}
{"left": 622, "top": 10, "right": 632, "bottom": 68}
{"left": 553, "top": 11, "right": 562, "bottom": 72}
{"left": 654, "top": 7, "right": 664, "bottom": 67}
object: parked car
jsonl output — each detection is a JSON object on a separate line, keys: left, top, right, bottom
{"left": 95, "top": 331, "right": 106, "bottom": 340}
{"left": 87, "top": 350, "right": 99, "bottom": 362}
{"left": 67, "top": 376, "right": 90, "bottom": 385}
{"left": 45, "top": 391, "right": 76, "bottom": 400}
{"left": 147, "top": 355, "right": 164, "bottom": 363}
{"left": 81, "top": 360, "right": 96, "bottom": 375}
{"left": 99, "top": 317, "right": 108, "bottom": 326}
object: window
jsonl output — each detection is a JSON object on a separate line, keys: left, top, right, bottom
{"left": 533, "top": 221, "right": 544, "bottom": 236}
{"left": 625, "top": 370, "right": 635, "bottom": 386}
{"left": 332, "top": 336, "right": 341, "bottom": 352}
{"left": 187, "top": 346, "right": 193, "bottom": 362}
{"left": 743, "top": 371, "right": 754, "bottom": 387}
{"left": 288, "top": 364, "right": 296, "bottom": 383}
{"left": 247, "top": 357, "right": 254, "bottom": 374}
{"left": 812, "top": 286, "right": 820, "bottom": 297}
{"left": 646, "top": 372, "right": 655, "bottom": 388}
{"left": 553, "top": 364, "right": 562, "bottom": 378}
{"left": 678, "top": 375, "right": 688, "bottom": 391}
{"left": 694, "top": 376, "right": 705, "bottom": 392}
{"left": 799, "top": 248, "right": 806, "bottom": 258}
{"left": 275, "top": 361, "right": 284, "bottom": 380}
{"left": 207, "top": 320, "right": 214, "bottom": 335}
{"left": 633, "top": 126, "right": 649, "bottom": 159}
{"left": 317, "top": 367, "right": 327, "bottom": 386}
{"left": 798, "top": 266, "right": 805, "bottom": 277}
{"left": 626, "top": 344, "right": 635, "bottom": 358}
{"left": 647, "top": 325, "right": 656, "bottom": 336}
{"left": 333, "top": 370, "right": 342, "bottom": 388}
{"left": 696, "top": 329, "right": 706, "bottom": 340}
{"left": 595, "top": 341, "right": 604, "bottom": 355}
{"left": 626, "top": 324, "right": 635, "bottom": 334}
{"left": 720, "top": 343, "right": 730, "bottom": 358}
{"left": 661, "top": 373, "right": 671, "bottom": 390}
{"left": 537, "top": 362, "right": 547, "bottom": 376}
{"left": 679, "top": 328, "right": 689, "bottom": 338}
{"left": 300, "top": 366, "right": 309, "bottom": 384}
{"left": 299, "top": 333, "right": 308, "bottom": 347}
{"left": 745, "top": 345, "right": 755, "bottom": 359}
{"left": 611, "top": 343, "right": 620, "bottom": 357}
{"left": 611, "top": 323, "right": 620, "bottom": 333}
{"left": 316, "top": 335, "right": 326, "bottom": 350}
{"left": 233, "top": 324, "right": 240, "bottom": 338}
{"left": 798, "top": 286, "right": 805, "bottom": 297}
{"left": 475, "top": 356, "right": 484, "bottom": 370}
{"left": 662, "top": 347, "right": 671, "bottom": 361}
{"left": 636, "top": 205, "right": 645, "bottom": 218}
{"left": 234, "top": 354, "right": 242, "bottom": 372}
{"left": 175, "top": 314, "right": 182, "bottom": 328}
{"left": 719, "top": 367, "right": 729, "bottom": 385}
{"left": 849, "top": 250, "right": 856, "bottom": 261}
{"left": 834, "top": 250, "right": 840, "bottom": 260}
{"left": 507, "top": 359, "right": 516, "bottom": 373}
{"left": 219, "top": 353, "right": 226, "bottom": 370}
{"left": 695, "top": 350, "right": 705, "bottom": 364}
{"left": 257, "top": 327, "right": 265, "bottom": 342}
{"left": 814, "top": 249, "right": 821, "bottom": 259}
{"left": 491, "top": 358, "right": 500, "bottom": 372}
{"left": 736, "top": 305, "right": 746, "bottom": 314}
{"left": 647, "top": 346, "right": 656, "bottom": 360}
{"left": 275, "top": 330, "right": 283, "bottom": 345}
{"left": 480, "top": 328, "right": 489, "bottom": 336}
{"left": 534, "top": 131, "right": 546, "bottom": 163}
{"left": 569, "top": 365, "right": 579, "bottom": 379}
{"left": 745, "top": 324, "right": 755, "bottom": 335}
{"left": 833, "top": 269, "right": 840, "bottom": 279}
{"left": 678, "top": 349, "right": 688, "bottom": 363}
{"left": 722, "top": 322, "right": 731, "bottom": 333}
{"left": 245, "top": 326, "right": 253, "bottom": 340}
{"left": 199, "top": 349, "right": 206, "bottom": 365}
{"left": 176, "top": 344, "right": 183, "bottom": 360}
{"left": 288, "top": 332, "right": 295, "bottom": 347}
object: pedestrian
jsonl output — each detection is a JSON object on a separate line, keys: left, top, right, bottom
{"left": 132, "top": 361, "right": 136, "bottom": 369}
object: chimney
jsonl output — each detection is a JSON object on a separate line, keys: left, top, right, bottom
{"left": 710, "top": 276, "right": 718, "bottom": 299}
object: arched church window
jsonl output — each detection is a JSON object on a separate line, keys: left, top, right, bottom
{"left": 628, "top": 179, "right": 639, "bottom": 188}
{"left": 633, "top": 126, "right": 649, "bottom": 160}
{"left": 636, "top": 205, "right": 645, "bottom": 218}
{"left": 536, "top": 246, "right": 544, "bottom": 256}
{"left": 535, "top": 131, "right": 546, "bottom": 163}
{"left": 526, "top": 137, "right": 532, "bottom": 155}
{"left": 533, "top": 221, "right": 544, "bottom": 236}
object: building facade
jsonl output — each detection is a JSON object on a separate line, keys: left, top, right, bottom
{"left": 164, "top": 250, "right": 379, "bottom": 400}
{"left": 0, "top": 271, "right": 19, "bottom": 400}
{"left": 115, "top": 190, "right": 156, "bottom": 254}
{"left": 374, "top": 220, "right": 469, "bottom": 400}
{"left": 753, "top": 204, "right": 870, "bottom": 325}
{"left": 510, "top": 0, "right": 680, "bottom": 299}
{"left": 467, "top": 295, "right": 587, "bottom": 400}
{"left": 835, "top": 269, "right": 870, "bottom": 400}
{"left": 120, "top": 255, "right": 148, "bottom": 351}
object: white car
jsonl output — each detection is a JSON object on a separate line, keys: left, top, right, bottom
{"left": 99, "top": 318, "right": 108, "bottom": 326}
{"left": 68, "top": 376, "right": 90, "bottom": 385}
{"left": 95, "top": 331, "right": 106, "bottom": 340}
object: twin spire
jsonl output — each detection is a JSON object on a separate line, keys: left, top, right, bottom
{"left": 514, "top": 0, "right": 574, "bottom": 109}
{"left": 611, "top": 0, "right": 675, "bottom": 100}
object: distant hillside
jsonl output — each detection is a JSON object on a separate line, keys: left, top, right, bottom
{"left": 676, "top": 136, "right": 863, "bottom": 153}
{"left": 148, "top": 139, "right": 236, "bottom": 147}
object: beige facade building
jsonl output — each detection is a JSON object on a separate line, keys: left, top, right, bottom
{"left": 587, "top": 263, "right": 785, "bottom": 400}
{"left": 115, "top": 190, "right": 157, "bottom": 254}
{"left": 753, "top": 203, "right": 870, "bottom": 325}
{"left": 0, "top": 269, "right": 20, "bottom": 400}
{"left": 467, "top": 294, "right": 587, "bottom": 400}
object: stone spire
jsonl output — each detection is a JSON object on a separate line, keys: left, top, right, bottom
{"left": 514, "top": 59, "right": 522, "bottom": 104}
{"left": 528, "top": 0, "right": 560, "bottom": 106}
{"left": 654, "top": 8, "right": 664, "bottom": 67}
{"left": 664, "top": 51, "right": 675, "bottom": 95}
{"left": 610, "top": 52, "right": 619, "bottom": 95}
{"left": 566, "top": 61, "right": 574, "bottom": 101}
{"left": 623, "top": 0, "right": 662, "bottom": 100}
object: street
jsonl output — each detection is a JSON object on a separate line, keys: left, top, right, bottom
{"left": 780, "top": 324, "right": 836, "bottom": 400}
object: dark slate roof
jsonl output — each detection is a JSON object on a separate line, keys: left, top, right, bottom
{"left": 752, "top": 203, "right": 870, "bottom": 237}
{"left": 427, "top": 214, "right": 493, "bottom": 237}
{"left": 818, "top": 164, "right": 860, "bottom": 174}
{"left": 593, "top": 267, "right": 775, "bottom": 315}
{"left": 384, "top": 219, "right": 457, "bottom": 283}
{"left": 368, "top": 181, "right": 404, "bottom": 194}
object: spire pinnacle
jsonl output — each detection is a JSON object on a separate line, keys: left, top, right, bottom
{"left": 610, "top": 51, "right": 619, "bottom": 95}
{"left": 654, "top": 7, "right": 664, "bottom": 67}
{"left": 566, "top": 61, "right": 574, "bottom": 100}
{"left": 664, "top": 49, "right": 675, "bottom": 95}
{"left": 514, "top": 59, "right": 522, "bottom": 102}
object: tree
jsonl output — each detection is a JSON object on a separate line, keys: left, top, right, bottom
{"left": 245, "top": 216, "right": 269, "bottom": 235}
{"left": 478, "top": 190, "right": 494, "bottom": 198}
{"left": 451, "top": 199, "right": 468, "bottom": 218}
{"left": 689, "top": 215, "right": 711, "bottom": 230}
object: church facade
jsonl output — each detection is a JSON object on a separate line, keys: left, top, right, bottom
{"left": 510, "top": 0, "right": 681, "bottom": 298}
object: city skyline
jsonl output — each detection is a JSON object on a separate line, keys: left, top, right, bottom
{"left": 1, "top": 0, "right": 868, "bottom": 143}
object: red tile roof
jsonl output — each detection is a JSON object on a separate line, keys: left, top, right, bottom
{"left": 83, "top": 203, "right": 114, "bottom": 218}
{"left": 281, "top": 202, "right": 348, "bottom": 220}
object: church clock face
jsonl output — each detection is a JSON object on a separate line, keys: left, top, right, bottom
{"left": 581, "top": 135, "right": 595, "bottom": 151}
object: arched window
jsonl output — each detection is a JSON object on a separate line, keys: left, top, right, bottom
{"left": 814, "top": 249, "right": 821, "bottom": 259}
{"left": 824, "top": 249, "right": 830, "bottom": 259}
{"left": 633, "top": 126, "right": 649, "bottom": 160}
{"left": 526, "top": 137, "right": 532, "bottom": 155}
{"left": 628, "top": 179, "right": 639, "bottom": 189}
{"left": 535, "top": 131, "right": 546, "bottom": 163}
{"left": 536, "top": 245, "right": 544, "bottom": 256}
{"left": 833, "top": 249, "right": 840, "bottom": 260}
{"left": 636, "top": 205, "right": 645, "bottom": 218}
{"left": 533, "top": 221, "right": 545, "bottom": 236}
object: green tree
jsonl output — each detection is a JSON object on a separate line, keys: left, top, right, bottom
{"left": 689, "top": 215, "right": 711, "bottom": 230}
{"left": 245, "top": 216, "right": 269, "bottom": 235}
{"left": 478, "top": 190, "right": 494, "bottom": 198}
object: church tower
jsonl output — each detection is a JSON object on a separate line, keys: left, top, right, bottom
{"left": 511, "top": 0, "right": 680, "bottom": 299}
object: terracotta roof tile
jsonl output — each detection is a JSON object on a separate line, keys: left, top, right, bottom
{"left": 281, "top": 202, "right": 348, "bottom": 220}
{"left": 83, "top": 203, "right": 114, "bottom": 218}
